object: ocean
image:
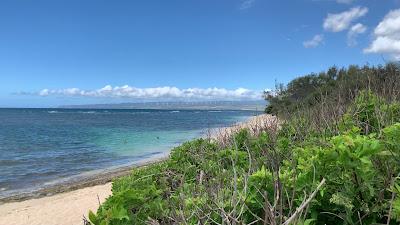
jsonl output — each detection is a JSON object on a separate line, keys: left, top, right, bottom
{"left": 0, "top": 108, "right": 258, "bottom": 199}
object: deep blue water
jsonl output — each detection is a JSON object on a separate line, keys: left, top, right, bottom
{"left": 0, "top": 108, "right": 258, "bottom": 197}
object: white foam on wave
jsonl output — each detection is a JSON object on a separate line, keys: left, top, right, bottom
{"left": 131, "top": 111, "right": 150, "bottom": 114}
{"left": 79, "top": 111, "right": 96, "bottom": 114}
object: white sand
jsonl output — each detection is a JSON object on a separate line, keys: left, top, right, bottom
{"left": 0, "top": 183, "right": 112, "bottom": 225}
{"left": 211, "top": 114, "right": 279, "bottom": 145}
{"left": 0, "top": 115, "right": 276, "bottom": 225}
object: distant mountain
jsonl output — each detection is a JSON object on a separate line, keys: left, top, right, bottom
{"left": 60, "top": 100, "right": 266, "bottom": 111}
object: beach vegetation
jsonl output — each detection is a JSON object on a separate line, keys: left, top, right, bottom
{"left": 88, "top": 64, "right": 400, "bottom": 225}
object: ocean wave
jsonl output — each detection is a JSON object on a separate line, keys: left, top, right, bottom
{"left": 0, "top": 108, "right": 256, "bottom": 200}
{"left": 131, "top": 111, "right": 150, "bottom": 114}
{"left": 79, "top": 111, "right": 96, "bottom": 114}
{"left": 48, "top": 111, "right": 59, "bottom": 114}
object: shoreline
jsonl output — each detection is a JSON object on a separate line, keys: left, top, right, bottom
{"left": 0, "top": 114, "right": 272, "bottom": 204}
{"left": 0, "top": 114, "right": 274, "bottom": 225}
{"left": 0, "top": 153, "right": 171, "bottom": 225}
{"left": 0, "top": 154, "right": 169, "bottom": 204}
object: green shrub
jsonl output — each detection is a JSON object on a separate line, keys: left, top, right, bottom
{"left": 89, "top": 92, "right": 400, "bottom": 225}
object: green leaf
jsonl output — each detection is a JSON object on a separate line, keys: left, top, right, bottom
{"left": 110, "top": 206, "right": 130, "bottom": 221}
{"left": 88, "top": 210, "right": 98, "bottom": 225}
{"left": 304, "top": 218, "right": 316, "bottom": 225}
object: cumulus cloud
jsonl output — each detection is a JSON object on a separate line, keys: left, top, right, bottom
{"left": 364, "top": 9, "right": 400, "bottom": 59}
{"left": 239, "top": 0, "right": 255, "bottom": 10}
{"left": 30, "top": 85, "right": 262, "bottom": 100}
{"left": 347, "top": 23, "right": 367, "bottom": 46}
{"left": 323, "top": 7, "right": 368, "bottom": 32}
{"left": 303, "top": 34, "right": 324, "bottom": 48}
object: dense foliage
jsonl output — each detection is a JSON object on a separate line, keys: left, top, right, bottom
{"left": 88, "top": 65, "right": 400, "bottom": 225}
{"left": 264, "top": 63, "right": 400, "bottom": 117}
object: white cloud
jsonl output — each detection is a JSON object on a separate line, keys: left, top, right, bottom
{"left": 239, "top": 0, "right": 255, "bottom": 10}
{"left": 303, "top": 34, "right": 324, "bottom": 48}
{"left": 347, "top": 23, "right": 367, "bottom": 46}
{"left": 364, "top": 9, "right": 400, "bottom": 59}
{"left": 336, "top": 0, "right": 355, "bottom": 4}
{"left": 33, "top": 85, "right": 262, "bottom": 100}
{"left": 323, "top": 6, "right": 368, "bottom": 32}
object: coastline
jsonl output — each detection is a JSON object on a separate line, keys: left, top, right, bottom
{"left": 0, "top": 114, "right": 274, "bottom": 225}
{"left": 0, "top": 153, "right": 169, "bottom": 204}
{"left": 0, "top": 155, "right": 170, "bottom": 225}
{"left": 0, "top": 113, "right": 263, "bottom": 204}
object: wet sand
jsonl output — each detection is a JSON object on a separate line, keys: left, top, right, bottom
{"left": 0, "top": 115, "right": 275, "bottom": 225}
{"left": 0, "top": 156, "right": 168, "bottom": 225}
{"left": 0, "top": 155, "right": 168, "bottom": 203}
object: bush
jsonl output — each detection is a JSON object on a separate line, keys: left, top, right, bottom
{"left": 89, "top": 92, "right": 400, "bottom": 225}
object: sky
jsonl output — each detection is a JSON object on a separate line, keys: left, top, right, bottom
{"left": 0, "top": 0, "right": 399, "bottom": 107}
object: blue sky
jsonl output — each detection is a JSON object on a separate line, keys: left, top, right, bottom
{"left": 0, "top": 0, "right": 399, "bottom": 107}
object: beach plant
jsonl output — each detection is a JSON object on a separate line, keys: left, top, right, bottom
{"left": 88, "top": 64, "right": 400, "bottom": 225}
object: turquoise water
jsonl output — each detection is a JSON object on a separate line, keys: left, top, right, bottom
{"left": 0, "top": 108, "right": 258, "bottom": 198}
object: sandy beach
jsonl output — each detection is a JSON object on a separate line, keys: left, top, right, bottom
{"left": 0, "top": 115, "right": 275, "bottom": 225}
{"left": 0, "top": 182, "right": 112, "bottom": 225}
{"left": 0, "top": 156, "right": 169, "bottom": 225}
